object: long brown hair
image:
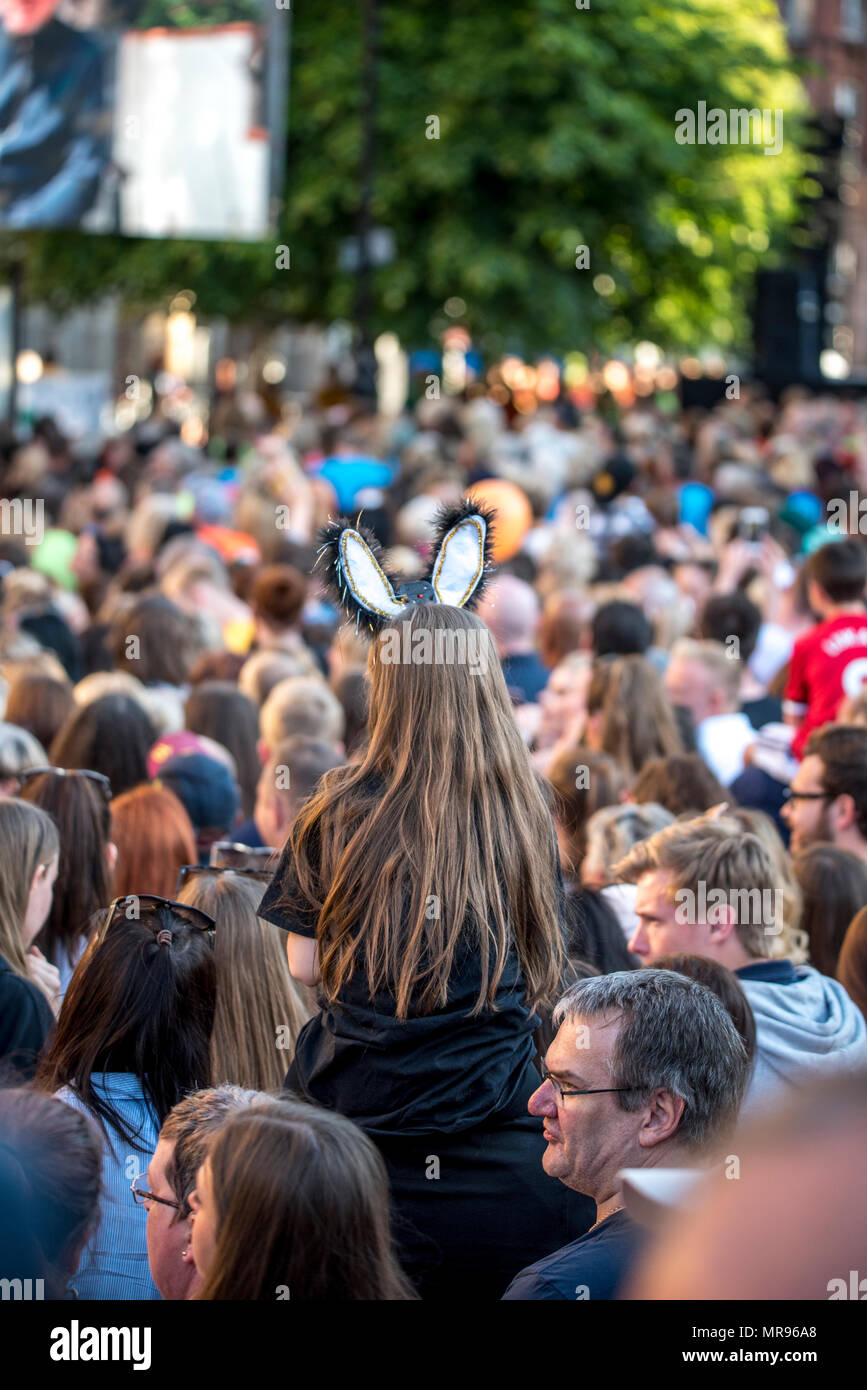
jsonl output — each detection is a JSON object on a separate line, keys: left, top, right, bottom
{"left": 177, "top": 872, "right": 312, "bottom": 1089}
{"left": 20, "top": 772, "right": 113, "bottom": 966}
{"left": 0, "top": 797, "right": 59, "bottom": 976}
{"left": 277, "top": 604, "right": 563, "bottom": 1018}
{"left": 590, "top": 655, "right": 683, "bottom": 779}
{"left": 195, "top": 1099, "right": 417, "bottom": 1300}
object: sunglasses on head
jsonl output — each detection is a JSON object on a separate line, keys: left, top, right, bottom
{"left": 208, "top": 841, "right": 276, "bottom": 870}
{"left": 18, "top": 766, "right": 112, "bottom": 802}
{"left": 176, "top": 864, "right": 272, "bottom": 893}
{"left": 95, "top": 894, "right": 216, "bottom": 949}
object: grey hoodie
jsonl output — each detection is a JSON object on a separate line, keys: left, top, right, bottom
{"left": 737, "top": 960, "right": 867, "bottom": 1119}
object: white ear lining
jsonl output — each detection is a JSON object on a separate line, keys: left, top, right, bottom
{"left": 432, "top": 516, "right": 486, "bottom": 607}
{"left": 340, "top": 531, "right": 406, "bottom": 618}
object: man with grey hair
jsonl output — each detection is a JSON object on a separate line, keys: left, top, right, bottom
{"left": 502, "top": 969, "right": 749, "bottom": 1300}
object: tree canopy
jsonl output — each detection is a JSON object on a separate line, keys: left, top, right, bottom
{"left": 11, "top": 0, "right": 810, "bottom": 355}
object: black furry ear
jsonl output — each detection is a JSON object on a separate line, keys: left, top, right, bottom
{"left": 427, "top": 499, "right": 496, "bottom": 610}
{"left": 315, "top": 517, "right": 407, "bottom": 633}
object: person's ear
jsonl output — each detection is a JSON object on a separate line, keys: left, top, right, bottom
{"left": 106, "top": 841, "right": 118, "bottom": 873}
{"left": 637, "top": 1087, "right": 685, "bottom": 1149}
{"left": 833, "top": 792, "right": 855, "bottom": 832}
{"left": 257, "top": 738, "right": 270, "bottom": 766}
{"left": 706, "top": 900, "right": 737, "bottom": 943}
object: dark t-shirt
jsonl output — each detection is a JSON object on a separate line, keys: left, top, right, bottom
{"left": 0, "top": 955, "right": 54, "bottom": 1081}
{"left": 501, "top": 1209, "right": 646, "bottom": 1300}
{"left": 258, "top": 816, "right": 560, "bottom": 1139}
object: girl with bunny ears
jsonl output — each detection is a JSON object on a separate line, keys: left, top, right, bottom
{"left": 258, "top": 501, "right": 594, "bottom": 1298}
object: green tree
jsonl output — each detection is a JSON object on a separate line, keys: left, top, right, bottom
{"left": 12, "top": 0, "right": 809, "bottom": 354}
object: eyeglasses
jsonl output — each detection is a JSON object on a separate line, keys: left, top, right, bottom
{"left": 539, "top": 1068, "right": 643, "bottom": 1102}
{"left": 130, "top": 1173, "right": 182, "bottom": 1212}
{"left": 782, "top": 788, "right": 834, "bottom": 802}
{"left": 18, "top": 766, "right": 112, "bottom": 801}
{"left": 95, "top": 894, "right": 217, "bottom": 949}
{"left": 176, "top": 864, "right": 273, "bottom": 893}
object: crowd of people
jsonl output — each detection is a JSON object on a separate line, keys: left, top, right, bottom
{"left": 1, "top": 379, "right": 866, "bottom": 1300}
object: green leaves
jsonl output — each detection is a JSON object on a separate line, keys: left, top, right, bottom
{"left": 7, "top": 0, "right": 809, "bottom": 355}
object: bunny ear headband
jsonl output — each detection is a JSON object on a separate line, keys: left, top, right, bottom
{"left": 316, "top": 498, "right": 496, "bottom": 634}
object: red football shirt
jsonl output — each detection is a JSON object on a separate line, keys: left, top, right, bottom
{"left": 785, "top": 612, "right": 867, "bottom": 758}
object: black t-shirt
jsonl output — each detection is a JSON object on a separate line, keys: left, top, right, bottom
{"left": 0, "top": 955, "right": 54, "bottom": 1081}
{"left": 258, "top": 815, "right": 559, "bottom": 1139}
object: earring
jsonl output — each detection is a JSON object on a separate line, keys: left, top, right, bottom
{"left": 181, "top": 1248, "right": 188, "bottom": 1258}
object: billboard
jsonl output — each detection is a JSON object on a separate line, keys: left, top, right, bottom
{"left": 0, "top": 0, "right": 287, "bottom": 238}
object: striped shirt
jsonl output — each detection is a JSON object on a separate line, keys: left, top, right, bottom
{"left": 57, "top": 1073, "right": 161, "bottom": 1301}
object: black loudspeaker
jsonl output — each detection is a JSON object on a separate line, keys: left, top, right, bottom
{"left": 753, "top": 268, "right": 821, "bottom": 386}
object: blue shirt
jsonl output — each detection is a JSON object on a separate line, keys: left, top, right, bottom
{"left": 313, "top": 455, "right": 394, "bottom": 513}
{"left": 57, "top": 1074, "right": 161, "bottom": 1301}
{"left": 502, "top": 1209, "right": 646, "bottom": 1300}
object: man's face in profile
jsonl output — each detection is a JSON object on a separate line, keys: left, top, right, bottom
{"left": 0, "top": 0, "right": 61, "bottom": 35}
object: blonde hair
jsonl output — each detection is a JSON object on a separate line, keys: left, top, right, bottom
{"left": 238, "top": 649, "right": 317, "bottom": 707}
{"left": 614, "top": 814, "right": 784, "bottom": 960}
{"left": 260, "top": 676, "right": 344, "bottom": 751}
{"left": 177, "top": 872, "right": 312, "bottom": 1089}
{"left": 724, "top": 808, "right": 807, "bottom": 964}
{"left": 670, "top": 638, "right": 742, "bottom": 707}
{"left": 0, "top": 798, "right": 59, "bottom": 975}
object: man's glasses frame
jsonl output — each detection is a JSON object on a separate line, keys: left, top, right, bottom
{"left": 782, "top": 788, "right": 834, "bottom": 803}
{"left": 540, "top": 1068, "right": 643, "bottom": 1102}
{"left": 95, "top": 894, "right": 216, "bottom": 950}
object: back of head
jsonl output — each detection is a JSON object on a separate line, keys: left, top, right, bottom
{"left": 260, "top": 676, "right": 345, "bottom": 750}
{"left": 286, "top": 603, "right": 564, "bottom": 1019}
{"left": 794, "top": 843, "right": 867, "bottom": 976}
{"left": 805, "top": 537, "right": 867, "bottom": 604}
{"left": 19, "top": 771, "right": 112, "bottom": 962}
{"left": 632, "top": 753, "right": 728, "bottom": 816}
{"left": 547, "top": 748, "right": 626, "bottom": 870}
{"left": 197, "top": 1098, "right": 415, "bottom": 1300}
{"left": 50, "top": 693, "right": 156, "bottom": 797}
{"left": 477, "top": 574, "right": 539, "bottom": 650}
{"left": 649, "top": 953, "right": 757, "bottom": 1063}
{"left": 700, "top": 591, "right": 761, "bottom": 664}
{"left": 0, "top": 722, "right": 47, "bottom": 787}
{"left": 5, "top": 673, "right": 74, "bottom": 752}
{"left": 583, "top": 801, "right": 675, "bottom": 886}
{"left": 111, "top": 594, "right": 199, "bottom": 686}
{"left": 157, "top": 752, "right": 239, "bottom": 841}
{"left": 177, "top": 872, "right": 311, "bottom": 1090}
{"left": 598, "top": 655, "right": 683, "bottom": 778}
{"left": 591, "top": 601, "right": 652, "bottom": 657}
{"left": 0, "top": 1089, "right": 101, "bottom": 1298}
{"left": 251, "top": 564, "right": 308, "bottom": 631}
{"left": 37, "top": 900, "right": 217, "bottom": 1147}
{"left": 269, "top": 736, "right": 347, "bottom": 813}
{"left": 553, "top": 969, "right": 749, "bottom": 1151}
{"left": 238, "top": 648, "right": 316, "bottom": 706}
{"left": 0, "top": 797, "right": 59, "bottom": 974}
{"left": 111, "top": 783, "right": 198, "bottom": 898}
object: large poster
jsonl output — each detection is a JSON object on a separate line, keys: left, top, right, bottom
{"left": 0, "top": 0, "right": 286, "bottom": 237}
